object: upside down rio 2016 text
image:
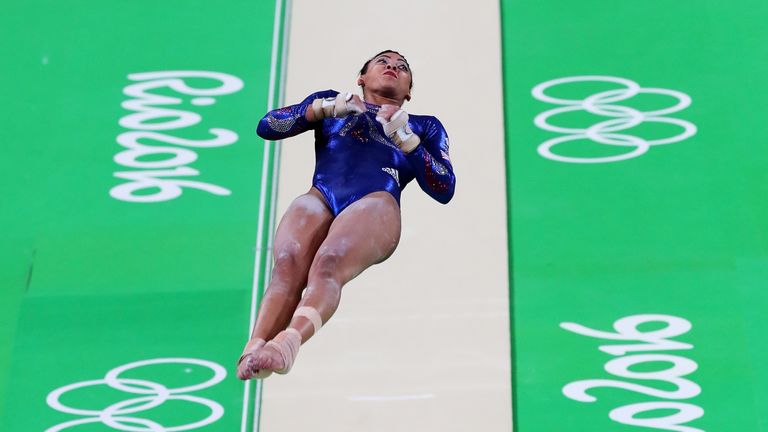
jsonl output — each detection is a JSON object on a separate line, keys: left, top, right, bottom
{"left": 111, "top": 71, "right": 244, "bottom": 203}
{"left": 561, "top": 314, "right": 704, "bottom": 432}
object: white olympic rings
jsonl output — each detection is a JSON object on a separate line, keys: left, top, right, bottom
{"left": 46, "top": 358, "right": 226, "bottom": 432}
{"left": 532, "top": 76, "right": 697, "bottom": 163}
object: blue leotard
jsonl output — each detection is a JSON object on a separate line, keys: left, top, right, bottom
{"left": 257, "top": 90, "right": 455, "bottom": 216}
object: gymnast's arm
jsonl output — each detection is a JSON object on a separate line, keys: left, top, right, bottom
{"left": 256, "top": 90, "right": 339, "bottom": 141}
{"left": 404, "top": 117, "right": 456, "bottom": 204}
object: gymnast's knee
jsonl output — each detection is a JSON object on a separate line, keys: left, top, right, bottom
{"left": 309, "top": 249, "right": 348, "bottom": 285}
{"left": 270, "top": 244, "right": 307, "bottom": 286}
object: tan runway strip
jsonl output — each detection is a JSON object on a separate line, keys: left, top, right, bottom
{"left": 261, "top": 1, "right": 511, "bottom": 430}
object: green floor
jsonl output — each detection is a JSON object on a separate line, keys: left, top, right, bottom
{"left": 502, "top": 0, "right": 768, "bottom": 430}
{"left": 0, "top": 1, "right": 286, "bottom": 430}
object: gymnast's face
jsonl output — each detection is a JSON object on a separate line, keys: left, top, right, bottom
{"left": 358, "top": 52, "right": 412, "bottom": 103}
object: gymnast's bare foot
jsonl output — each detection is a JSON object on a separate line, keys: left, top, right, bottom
{"left": 252, "top": 343, "right": 286, "bottom": 372}
{"left": 253, "top": 329, "right": 302, "bottom": 375}
{"left": 237, "top": 339, "right": 271, "bottom": 380}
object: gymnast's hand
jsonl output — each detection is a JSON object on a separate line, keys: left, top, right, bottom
{"left": 376, "top": 105, "right": 421, "bottom": 153}
{"left": 308, "top": 92, "right": 365, "bottom": 121}
{"left": 347, "top": 94, "right": 366, "bottom": 114}
{"left": 376, "top": 104, "right": 400, "bottom": 123}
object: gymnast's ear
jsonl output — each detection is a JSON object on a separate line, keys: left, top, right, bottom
{"left": 357, "top": 76, "right": 365, "bottom": 87}
{"left": 405, "top": 92, "right": 411, "bottom": 101}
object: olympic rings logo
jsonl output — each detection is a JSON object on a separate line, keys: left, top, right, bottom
{"left": 46, "top": 358, "right": 226, "bottom": 432}
{"left": 532, "top": 76, "right": 697, "bottom": 163}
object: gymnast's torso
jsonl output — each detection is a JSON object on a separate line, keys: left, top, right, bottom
{"left": 257, "top": 90, "right": 455, "bottom": 216}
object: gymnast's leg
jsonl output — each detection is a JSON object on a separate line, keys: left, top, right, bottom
{"left": 237, "top": 188, "right": 333, "bottom": 379}
{"left": 251, "top": 191, "right": 402, "bottom": 373}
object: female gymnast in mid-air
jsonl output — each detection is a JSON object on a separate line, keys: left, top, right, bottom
{"left": 237, "top": 50, "right": 455, "bottom": 379}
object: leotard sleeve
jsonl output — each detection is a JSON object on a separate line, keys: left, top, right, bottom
{"left": 405, "top": 117, "right": 456, "bottom": 204}
{"left": 256, "top": 90, "right": 339, "bottom": 141}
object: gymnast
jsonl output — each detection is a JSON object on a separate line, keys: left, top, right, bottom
{"left": 237, "top": 50, "right": 455, "bottom": 379}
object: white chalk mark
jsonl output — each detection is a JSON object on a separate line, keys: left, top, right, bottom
{"left": 348, "top": 394, "right": 436, "bottom": 402}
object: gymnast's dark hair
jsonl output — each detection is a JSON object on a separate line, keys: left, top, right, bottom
{"left": 359, "top": 50, "right": 413, "bottom": 90}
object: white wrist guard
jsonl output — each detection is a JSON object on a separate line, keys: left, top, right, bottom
{"left": 377, "top": 109, "right": 420, "bottom": 153}
{"left": 311, "top": 92, "right": 363, "bottom": 120}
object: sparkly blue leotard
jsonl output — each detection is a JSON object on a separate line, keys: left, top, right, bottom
{"left": 257, "top": 90, "right": 455, "bottom": 216}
